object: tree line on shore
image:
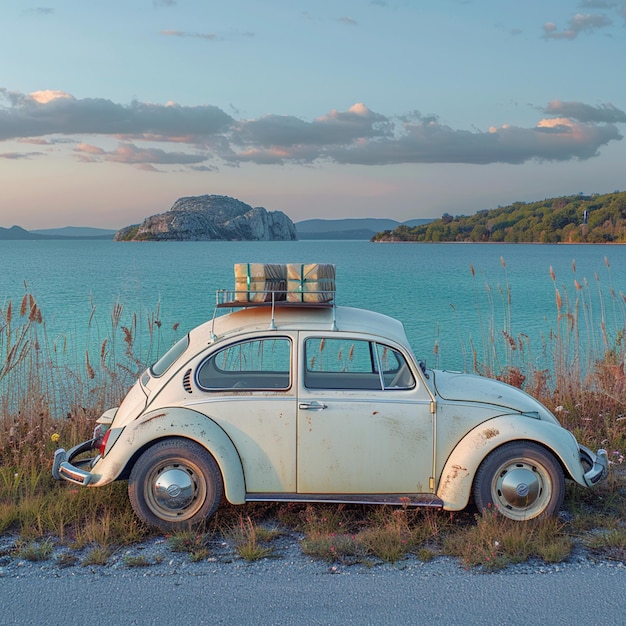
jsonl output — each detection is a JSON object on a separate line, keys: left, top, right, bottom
{"left": 372, "top": 190, "right": 626, "bottom": 243}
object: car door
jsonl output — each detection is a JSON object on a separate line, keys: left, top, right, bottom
{"left": 297, "top": 333, "right": 434, "bottom": 494}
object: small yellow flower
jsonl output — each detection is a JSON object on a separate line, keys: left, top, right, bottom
{"left": 51, "top": 433, "right": 61, "bottom": 443}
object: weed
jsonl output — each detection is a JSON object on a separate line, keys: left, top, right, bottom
{"left": 442, "top": 506, "right": 571, "bottom": 571}
{"left": 168, "top": 529, "right": 213, "bottom": 561}
{"left": 224, "top": 516, "right": 276, "bottom": 562}
{"left": 55, "top": 552, "right": 79, "bottom": 568}
{"left": 586, "top": 527, "right": 626, "bottom": 562}
{"left": 123, "top": 554, "right": 152, "bottom": 567}
{"left": 168, "top": 529, "right": 212, "bottom": 552}
{"left": 0, "top": 501, "right": 19, "bottom": 534}
{"left": 82, "top": 546, "right": 110, "bottom": 566}
{"left": 301, "top": 531, "right": 362, "bottom": 563}
{"left": 15, "top": 539, "right": 54, "bottom": 562}
{"left": 416, "top": 547, "right": 435, "bottom": 562}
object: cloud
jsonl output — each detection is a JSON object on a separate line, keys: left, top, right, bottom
{"left": 75, "top": 142, "right": 209, "bottom": 167}
{"left": 160, "top": 29, "right": 254, "bottom": 41}
{"left": 29, "top": 90, "right": 73, "bottom": 104}
{"left": 230, "top": 103, "right": 389, "bottom": 152}
{"left": 320, "top": 117, "right": 621, "bottom": 166}
{"left": 227, "top": 105, "right": 622, "bottom": 166}
{"left": 0, "top": 89, "right": 233, "bottom": 141}
{"left": 545, "top": 100, "right": 626, "bottom": 123}
{"left": 0, "top": 151, "right": 44, "bottom": 159}
{"left": 543, "top": 12, "right": 612, "bottom": 39}
{"left": 26, "top": 7, "right": 54, "bottom": 15}
{"left": 0, "top": 88, "right": 623, "bottom": 169}
{"left": 160, "top": 30, "right": 218, "bottom": 40}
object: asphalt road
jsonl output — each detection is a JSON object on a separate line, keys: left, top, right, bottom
{"left": 2, "top": 560, "right": 625, "bottom": 625}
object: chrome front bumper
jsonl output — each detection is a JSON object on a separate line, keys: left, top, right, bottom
{"left": 581, "top": 446, "right": 608, "bottom": 486}
{"left": 52, "top": 438, "right": 99, "bottom": 486}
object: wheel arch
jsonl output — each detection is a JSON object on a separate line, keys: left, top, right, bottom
{"left": 436, "top": 415, "right": 583, "bottom": 511}
{"left": 105, "top": 407, "right": 247, "bottom": 505}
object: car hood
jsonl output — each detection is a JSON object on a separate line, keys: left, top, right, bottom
{"left": 432, "top": 370, "right": 559, "bottom": 424}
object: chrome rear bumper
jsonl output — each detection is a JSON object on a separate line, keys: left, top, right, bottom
{"left": 52, "top": 438, "right": 99, "bottom": 486}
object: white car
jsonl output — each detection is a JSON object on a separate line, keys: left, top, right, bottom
{"left": 53, "top": 282, "right": 608, "bottom": 529}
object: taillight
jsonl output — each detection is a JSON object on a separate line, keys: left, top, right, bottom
{"left": 99, "top": 429, "right": 112, "bottom": 456}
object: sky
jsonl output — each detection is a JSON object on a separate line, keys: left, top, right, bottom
{"left": 1, "top": 0, "right": 625, "bottom": 230}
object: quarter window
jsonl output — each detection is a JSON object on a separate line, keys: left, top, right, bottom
{"left": 150, "top": 335, "right": 189, "bottom": 377}
{"left": 196, "top": 337, "right": 291, "bottom": 390}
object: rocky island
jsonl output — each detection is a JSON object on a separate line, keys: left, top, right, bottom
{"left": 114, "top": 195, "right": 297, "bottom": 241}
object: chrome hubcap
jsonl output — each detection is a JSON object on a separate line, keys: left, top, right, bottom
{"left": 153, "top": 467, "right": 195, "bottom": 512}
{"left": 496, "top": 466, "right": 541, "bottom": 509}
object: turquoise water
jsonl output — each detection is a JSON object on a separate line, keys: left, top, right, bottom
{"left": 1, "top": 240, "right": 625, "bottom": 373}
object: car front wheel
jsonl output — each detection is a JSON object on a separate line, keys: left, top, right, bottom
{"left": 473, "top": 441, "right": 565, "bottom": 521}
{"left": 128, "top": 438, "right": 223, "bottom": 530}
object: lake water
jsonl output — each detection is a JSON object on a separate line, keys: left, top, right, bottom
{"left": 1, "top": 240, "right": 625, "bottom": 374}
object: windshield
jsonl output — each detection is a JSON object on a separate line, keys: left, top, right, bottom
{"left": 150, "top": 335, "right": 189, "bottom": 377}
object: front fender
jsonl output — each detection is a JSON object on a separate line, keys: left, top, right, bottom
{"left": 436, "top": 415, "right": 583, "bottom": 511}
{"left": 91, "top": 407, "right": 246, "bottom": 505}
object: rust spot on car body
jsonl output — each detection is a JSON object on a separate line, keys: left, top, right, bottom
{"left": 483, "top": 428, "right": 499, "bottom": 440}
{"left": 139, "top": 413, "right": 166, "bottom": 425}
{"left": 450, "top": 464, "right": 467, "bottom": 478}
{"left": 440, "top": 463, "right": 468, "bottom": 493}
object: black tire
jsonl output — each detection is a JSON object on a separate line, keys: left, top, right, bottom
{"left": 128, "top": 438, "right": 223, "bottom": 530}
{"left": 473, "top": 441, "right": 565, "bottom": 521}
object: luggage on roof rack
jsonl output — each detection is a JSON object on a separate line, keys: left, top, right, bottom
{"left": 220, "top": 263, "right": 336, "bottom": 307}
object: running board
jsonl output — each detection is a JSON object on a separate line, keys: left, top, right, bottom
{"left": 245, "top": 493, "right": 444, "bottom": 507}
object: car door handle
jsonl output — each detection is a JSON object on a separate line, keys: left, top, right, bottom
{"left": 299, "top": 401, "right": 327, "bottom": 411}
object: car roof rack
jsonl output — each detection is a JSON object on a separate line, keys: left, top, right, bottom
{"left": 210, "top": 289, "right": 337, "bottom": 338}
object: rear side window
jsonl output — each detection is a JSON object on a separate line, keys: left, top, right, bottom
{"left": 196, "top": 337, "right": 291, "bottom": 390}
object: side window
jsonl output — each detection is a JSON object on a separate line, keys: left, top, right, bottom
{"left": 196, "top": 337, "right": 291, "bottom": 390}
{"left": 304, "top": 338, "right": 415, "bottom": 391}
{"left": 304, "top": 338, "right": 381, "bottom": 390}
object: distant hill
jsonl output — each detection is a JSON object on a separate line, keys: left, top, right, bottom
{"left": 31, "top": 226, "right": 117, "bottom": 238}
{"left": 0, "top": 226, "right": 116, "bottom": 240}
{"left": 372, "top": 191, "right": 626, "bottom": 243}
{"left": 296, "top": 218, "right": 433, "bottom": 240}
{"left": 0, "top": 225, "right": 49, "bottom": 240}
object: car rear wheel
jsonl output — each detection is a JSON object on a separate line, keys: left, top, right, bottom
{"left": 473, "top": 441, "right": 565, "bottom": 521}
{"left": 128, "top": 438, "right": 223, "bottom": 530}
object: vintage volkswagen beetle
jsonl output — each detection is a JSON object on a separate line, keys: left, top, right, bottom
{"left": 53, "top": 276, "right": 608, "bottom": 530}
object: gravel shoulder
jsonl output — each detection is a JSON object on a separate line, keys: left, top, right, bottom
{"left": 1, "top": 528, "right": 625, "bottom": 579}
{"left": 1, "top": 532, "right": 626, "bottom": 626}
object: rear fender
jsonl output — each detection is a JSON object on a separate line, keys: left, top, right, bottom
{"left": 436, "top": 415, "right": 583, "bottom": 511}
{"left": 91, "top": 407, "right": 246, "bottom": 504}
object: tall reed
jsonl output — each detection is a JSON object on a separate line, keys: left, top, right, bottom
{"left": 465, "top": 258, "right": 626, "bottom": 453}
{"left": 0, "top": 287, "right": 177, "bottom": 474}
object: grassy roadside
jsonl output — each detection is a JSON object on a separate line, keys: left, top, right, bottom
{"left": 1, "top": 274, "right": 626, "bottom": 572}
{"left": 2, "top": 479, "right": 625, "bottom": 572}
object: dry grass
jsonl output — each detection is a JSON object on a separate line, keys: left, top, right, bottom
{"left": 442, "top": 506, "right": 572, "bottom": 571}
{"left": 167, "top": 528, "right": 214, "bottom": 561}
{"left": 223, "top": 515, "right": 280, "bottom": 561}
{"left": 299, "top": 505, "right": 450, "bottom": 565}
